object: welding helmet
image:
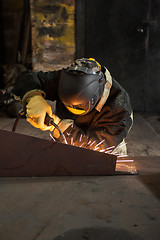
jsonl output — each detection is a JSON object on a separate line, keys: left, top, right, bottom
{"left": 58, "top": 58, "right": 106, "bottom": 115}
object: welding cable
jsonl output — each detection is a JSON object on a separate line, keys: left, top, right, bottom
{"left": 12, "top": 108, "right": 25, "bottom": 132}
{"left": 44, "top": 114, "right": 68, "bottom": 144}
{"left": 50, "top": 120, "right": 68, "bottom": 144}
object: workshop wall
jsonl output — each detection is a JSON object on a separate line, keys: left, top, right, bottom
{"left": 0, "top": 0, "right": 25, "bottom": 64}
{"left": 0, "top": 0, "right": 31, "bottom": 89}
{"left": 30, "top": 0, "right": 75, "bottom": 71}
{"left": 77, "top": 0, "right": 160, "bottom": 112}
{"left": 0, "top": 0, "right": 75, "bottom": 88}
{"left": 0, "top": 0, "right": 75, "bottom": 70}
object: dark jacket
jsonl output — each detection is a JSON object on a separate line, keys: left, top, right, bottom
{"left": 13, "top": 68, "right": 133, "bottom": 152}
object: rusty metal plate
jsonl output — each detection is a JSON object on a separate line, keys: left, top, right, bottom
{"left": 0, "top": 129, "right": 116, "bottom": 177}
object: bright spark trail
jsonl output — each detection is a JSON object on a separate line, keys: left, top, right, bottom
{"left": 95, "top": 139, "right": 105, "bottom": 148}
{"left": 89, "top": 140, "right": 96, "bottom": 147}
{"left": 49, "top": 132, "right": 56, "bottom": 141}
{"left": 49, "top": 130, "right": 130, "bottom": 162}
{"left": 79, "top": 134, "right": 82, "bottom": 142}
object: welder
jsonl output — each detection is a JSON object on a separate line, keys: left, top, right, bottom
{"left": 13, "top": 58, "right": 133, "bottom": 154}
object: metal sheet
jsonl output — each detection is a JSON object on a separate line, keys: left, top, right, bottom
{"left": 0, "top": 129, "right": 116, "bottom": 177}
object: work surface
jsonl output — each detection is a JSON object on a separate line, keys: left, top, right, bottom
{"left": 0, "top": 113, "right": 160, "bottom": 240}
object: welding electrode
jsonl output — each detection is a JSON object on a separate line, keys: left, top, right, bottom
{"left": 44, "top": 114, "right": 68, "bottom": 144}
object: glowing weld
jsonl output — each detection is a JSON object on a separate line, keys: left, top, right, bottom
{"left": 66, "top": 132, "right": 70, "bottom": 136}
{"left": 88, "top": 140, "right": 92, "bottom": 145}
{"left": 71, "top": 137, "right": 73, "bottom": 145}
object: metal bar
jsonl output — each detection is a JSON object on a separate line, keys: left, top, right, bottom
{"left": 0, "top": 129, "right": 116, "bottom": 177}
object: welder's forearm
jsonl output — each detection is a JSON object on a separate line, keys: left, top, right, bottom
{"left": 13, "top": 71, "right": 43, "bottom": 102}
{"left": 13, "top": 70, "right": 61, "bottom": 103}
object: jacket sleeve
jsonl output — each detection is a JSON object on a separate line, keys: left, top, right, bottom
{"left": 13, "top": 69, "right": 62, "bottom": 101}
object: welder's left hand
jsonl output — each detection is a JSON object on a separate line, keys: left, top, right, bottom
{"left": 27, "top": 112, "right": 61, "bottom": 132}
{"left": 25, "top": 94, "right": 60, "bottom": 131}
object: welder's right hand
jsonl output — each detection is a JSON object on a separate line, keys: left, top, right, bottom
{"left": 26, "top": 94, "right": 54, "bottom": 131}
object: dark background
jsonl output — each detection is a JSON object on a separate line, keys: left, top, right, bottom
{"left": 0, "top": 0, "right": 160, "bottom": 112}
{"left": 76, "top": 0, "right": 160, "bottom": 112}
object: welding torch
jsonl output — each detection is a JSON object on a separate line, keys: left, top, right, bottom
{"left": 44, "top": 113, "right": 68, "bottom": 144}
{"left": 12, "top": 109, "right": 68, "bottom": 144}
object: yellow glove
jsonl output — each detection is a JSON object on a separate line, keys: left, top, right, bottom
{"left": 26, "top": 94, "right": 59, "bottom": 131}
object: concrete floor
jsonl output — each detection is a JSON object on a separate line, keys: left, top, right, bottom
{"left": 0, "top": 112, "right": 160, "bottom": 240}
